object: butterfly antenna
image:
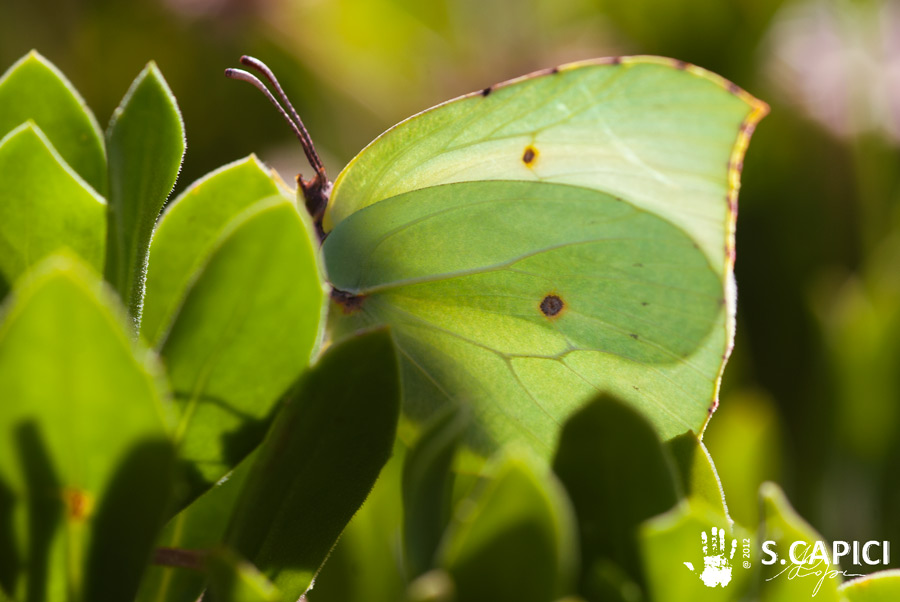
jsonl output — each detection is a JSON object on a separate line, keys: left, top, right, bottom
{"left": 225, "top": 56, "right": 330, "bottom": 237}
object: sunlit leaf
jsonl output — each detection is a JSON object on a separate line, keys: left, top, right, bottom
{"left": 104, "top": 62, "right": 185, "bottom": 322}
{"left": 142, "top": 155, "right": 286, "bottom": 345}
{"left": 160, "top": 197, "right": 324, "bottom": 502}
{"left": 758, "top": 482, "right": 842, "bottom": 602}
{"left": 641, "top": 501, "right": 749, "bottom": 602}
{"left": 703, "top": 392, "right": 782, "bottom": 527}
{"left": 0, "top": 122, "right": 105, "bottom": 284}
{"left": 666, "top": 431, "right": 728, "bottom": 518}
{"left": 0, "top": 51, "right": 106, "bottom": 194}
{"left": 839, "top": 570, "right": 900, "bottom": 602}
{"left": 0, "top": 254, "right": 173, "bottom": 602}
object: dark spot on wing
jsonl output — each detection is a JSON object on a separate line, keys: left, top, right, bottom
{"left": 610, "top": 56, "right": 622, "bottom": 65}
{"left": 727, "top": 82, "right": 741, "bottom": 95}
{"left": 550, "top": 66, "right": 560, "bottom": 74}
{"left": 481, "top": 87, "right": 491, "bottom": 97}
{"left": 633, "top": 262, "right": 643, "bottom": 268}
{"left": 629, "top": 333, "right": 639, "bottom": 340}
{"left": 641, "top": 301, "right": 649, "bottom": 307}
{"left": 674, "top": 59, "right": 689, "bottom": 70}
{"left": 522, "top": 145, "right": 538, "bottom": 167}
{"left": 540, "top": 294, "right": 564, "bottom": 317}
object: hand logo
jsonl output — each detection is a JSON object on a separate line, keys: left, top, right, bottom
{"left": 683, "top": 527, "right": 737, "bottom": 587}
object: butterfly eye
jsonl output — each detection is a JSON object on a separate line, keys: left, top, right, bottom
{"left": 539, "top": 294, "right": 564, "bottom": 317}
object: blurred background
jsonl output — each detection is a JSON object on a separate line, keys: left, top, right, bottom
{"left": 3, "top": 0, "right": 898, "bottom": 558}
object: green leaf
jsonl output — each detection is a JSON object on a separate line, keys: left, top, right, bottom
{"left": 225, "top": 328, "right": 400, "bottom": 599}
{"left": 822, "top": 270, "right": 900, "bottom": 461}
{"left": 160, "top": 197, "right": 324, "bottom": 501}
{"left": 552, "top": 394, "right": 679, "bottom": 586}
{"left": 582, "top": 559, "right": 643, "bottom": 602}
{"left": 758, "top": 482, "right": 842, "bottom": 602}
{"left": 0, "top": 51, "right": 106, "bottom": 194}
{"left": 703, "top": 392, "right": 783, "bottom": 527}
{"left": 666, "top": 431, "right": 729, "bottom": 518}
{"left": 406, "top": 570, "right": 455, "bottom": 602}
{"left": 306, "top": 445, "right": 407, "bottom": 602}
{"left": 206, "top": 548, "right": 281, "bottom": 602}
{"left": 839, "top": 570, "right": 900, "bottom": 602}
{"left": 438, "top": 452, "right": 577, "bottom": 602}
{"left": 136, "top": 455, "right": 255, "bottom": 602}
{"left": 640, "top": 501, "right": 749, "bottom": 602}
{"left": 104, "top": 62, "right": 185, "bottom": 323}
{"left": 0, "top": 122, "right": 106, "bottom": 284}
{"left": 0, "top": 254, "right": 174, "bottom": 602}
{"left": 142, "top": 155, "right": 286, "bottom": 346}
{"left": 402, "top": 405, "right": 468, "bottom": 578}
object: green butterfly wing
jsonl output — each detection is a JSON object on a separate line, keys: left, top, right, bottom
{"left": 322, "top": 57, "right": 767, "bottom": 458}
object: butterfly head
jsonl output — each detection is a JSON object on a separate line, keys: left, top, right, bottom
{"left": 225, "top": 56, "right": 331, "bottom": 240}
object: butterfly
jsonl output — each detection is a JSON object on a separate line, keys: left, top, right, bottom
{"left": 226, "top": 55, "right": 767, "bottom": 460}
